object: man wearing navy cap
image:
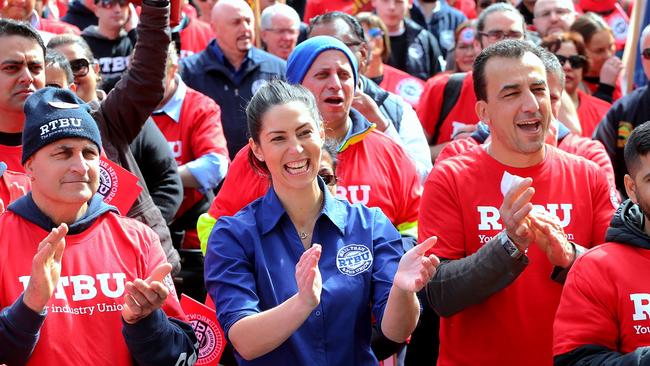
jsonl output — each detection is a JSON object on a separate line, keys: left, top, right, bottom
{"left": 0, "top": 88, "right": 198, "bottom": 365}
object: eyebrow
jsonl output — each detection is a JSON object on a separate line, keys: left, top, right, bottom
{"left": 265, "top": 122, "right": 312, "bottom": 136}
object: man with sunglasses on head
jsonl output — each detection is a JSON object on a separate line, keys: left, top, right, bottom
{"left": 594, "top": 25, "right": 650, "bottom": 199}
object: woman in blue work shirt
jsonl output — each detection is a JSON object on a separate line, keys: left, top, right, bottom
{"left": 204, "top": 80, "right": 439, "bottom": 365}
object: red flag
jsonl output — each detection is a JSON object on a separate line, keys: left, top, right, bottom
{"left": 98, "top": 157, "right": 141, "bottom": 215}
{"left": 180, "top": 294, "right": 226, "bottom": 365}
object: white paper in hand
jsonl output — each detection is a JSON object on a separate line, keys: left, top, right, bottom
{"left": 500, "top": 171, "right": 525, "bottom": 197}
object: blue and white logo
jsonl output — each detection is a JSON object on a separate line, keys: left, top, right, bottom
{"left": 336, "top": 244, "right": 373, "bottom": 276}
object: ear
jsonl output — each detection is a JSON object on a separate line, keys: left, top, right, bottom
{"left": 69, "top": 83, "right": 78, "bottom": 92}
{"left": 24, "top": 157, "right": 34, "bottom": 179}
{"left": 249, "top": 138, "right": 264, "bottom": 162}
{"left": 475, "top": 100, "right": 490, "bottom": 126}
{"left": 624, "top": 174, "right": 638, "bottom": 204}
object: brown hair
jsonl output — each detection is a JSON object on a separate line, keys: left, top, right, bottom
{"left": 356, "top": 12, "right": 391, "bottom": 63}
{"left": 569, "top": 12, "right": 612, "bottom": 45}
{"left": 540, "top": 31, "right": 590, "bottom": 73}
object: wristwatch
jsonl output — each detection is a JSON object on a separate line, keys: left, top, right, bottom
{"left": 496, "top": 230, "right": 526, "bottom": 260}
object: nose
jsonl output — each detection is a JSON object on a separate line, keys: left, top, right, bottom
{"left": 287, "top": 135, "right": 305, "bottom": 155}
{"left": 69, "top": 152, "right": 90, "bottom": 175}
{"left": 562, "top": 60, "right": 572, "bottom": 71}
{"left": 17, "top": 65, "right": 34, "bottom": 86}
{"left": 326, "top": 73, "right": 343, "bottom": 91}
{"left": 521, "top": 89, "right": 541, "bottom": 114}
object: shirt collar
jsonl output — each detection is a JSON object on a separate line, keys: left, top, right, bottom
{"left": 153, "top": 74, "right": 186, "bottom": 122}
{"left": 259, "top": 177, "right": 346, "bottom": 236}
{"left": 210, "top": 41, "right": 252, "bottom": 70}
{"left": 337, "top": 108, "right": 376, "bottom": 153}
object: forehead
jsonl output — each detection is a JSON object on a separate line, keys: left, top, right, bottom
{"left": 536, "top": 0, "right": 572, "bottom": 11}
{"left": 52, "top": 42, "right": 86, "bottom": 60}
{"left": 557, "top": 41, "right": 578, "bottom": 54}
{"left": 0, "top": 35, "right": 44, "bottom": 61}
{"left": 271, "top": 13, "right": 298, "bottom": 26}
{"left": 306, "top": 50, "right": 352, "bottom": 73}
{"left": 216, "top": 2, "right": 253, "bottom": 21}
{"left": 261, "top": 100, "right": 316, "bottom": 129}
{"left": 38, "top": 137, "right": 97, "bottom": 153}
{"left": 310, "top": 19, "right": 356, "bottom": 41}
{"left": 484, "top": 11, "right": 523, "bottom": 31}
{"left": 485, "top": 52, "right": 546, "bottom": 91}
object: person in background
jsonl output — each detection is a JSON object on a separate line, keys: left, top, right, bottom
{"left": 540, "top": 32, "right": 610, "bottom": 138}
{"left": 204, "top": 79, "right": 438, "bottom": 365}
{"left": 356, "top": 12, "right": 426, "bottom": 110}
{"left": 44, "top": 49, "right": 76, "bottom": 90}
{"left": 259, "top": 3, "right": 301, "bottom": 60}
{"left": 532, "top": 0, "right": 577, "bottom": 38}
{"left": 409, "top": 0, "right": 468, "bottom": 58}
{"left": 446, "top": 20, "right": 479, "bottom": 72}
{"left": 570, "top": 12, "right": 623, "bottom": 103}
{"left": 373, "top": 0, "right": 444, "bottom": 80}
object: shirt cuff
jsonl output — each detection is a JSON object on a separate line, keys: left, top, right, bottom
{"left": 6, "top": 293, "right": 47, "bottom": 336}
{"left": 186, "top": 152, "right": 229, "bottom": 193}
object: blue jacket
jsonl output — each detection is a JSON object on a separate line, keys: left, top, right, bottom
{"left": 179, "top": 41, "right": 286, "bottom": 159}
{"left": 410, "top": 0, "right": 467, "bottom": 57}
{"left": 205, "top": 178, "right": 404, "bottom": 366}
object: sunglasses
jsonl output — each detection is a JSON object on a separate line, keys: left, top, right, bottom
{"left": 555, "top": 54, "right": 587, "bottom": 69}
{"left": 69, "top": 58, "right": 91, "bottom": 77}
{"left": 97, "top": 0, "right": 128, "bottom": 8}
{"left": 643, "top": 48, "right": 650, "bottom": 60}
{"left": 318, "top": 172, "right": 337, "bottom": 186}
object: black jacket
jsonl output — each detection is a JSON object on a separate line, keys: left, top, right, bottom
{"left": 61, "top": 0, "right": 98, "bottom": 32}
{"left": 81, "top": 26, "right": 136, "bottom": 83}
{"left": 410, "top": 0, "right": 467, "bottom": 57}
{"left": 387, "top": 18, "right": 443, "bottom": 81}
{"left": 554, "top": 199, "right": 650, "bottom": 366}
{"left": 130, "top": 119, "right": 182, "bottom": 224}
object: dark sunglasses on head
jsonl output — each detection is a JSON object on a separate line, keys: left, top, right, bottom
{"left": 69, "top": 58, "right": 91, "bottom": 77}
{"left": 97, "top": 0, "right": 128, "bottom": 8}
{"left": 318, "top": 172, "right": 337, "bottom": 186}
{"left": 643, "top": 48, "right": 650, "bottom": 60}
{"left": 555, "top": 54, "right": 587, "bottom": 69}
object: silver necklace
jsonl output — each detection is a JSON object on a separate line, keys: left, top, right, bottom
{"left": 299, "top": 231, "right": 309, "bottom": 240}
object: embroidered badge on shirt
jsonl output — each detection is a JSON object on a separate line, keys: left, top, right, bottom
{"left": 336, "top": 244, "right": 373, "bottom": 276}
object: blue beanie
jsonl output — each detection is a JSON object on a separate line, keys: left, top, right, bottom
{"left": 22, "top": 87, "right": 102, "bottom": 164}
{"left": 286, "top": 35, "right": 359, "bottom": 87}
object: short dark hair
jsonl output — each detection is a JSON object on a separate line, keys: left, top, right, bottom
{"left": 246, "top": 80, "right": 322, "bottom": 176}
{"left": 538, "top": 46, "right": 565, "bottom": 89}
{"left": 47, "top": 34, "right": 96, "bottom": 62}
{"left": 45, "top": 50, "right": 74, "bottom": 84}
{"left": 308, "top": 11, "right": 366, "bottom": 43}
{"left": 624, "top": 121, "right": 650, "bottom": 177}
{"left": 477, "top": 2, "right": 525, "bottom": 33}
{"left": 0, "top": 19, "right": 46, "bottom": 58}
{"left": 473, "top": 39, "right": 544, "bottom": 101}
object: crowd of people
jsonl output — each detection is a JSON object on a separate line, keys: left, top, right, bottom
{"left": 0, "top": 0, "right": 649, "bottom": 364}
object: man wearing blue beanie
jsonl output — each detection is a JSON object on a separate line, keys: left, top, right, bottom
{"left": 0, "top": 87, "right": 199, "bottom": 365}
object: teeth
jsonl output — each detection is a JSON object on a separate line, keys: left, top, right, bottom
{"left": 286, "top": 159, "right": 307, "bottom": 169}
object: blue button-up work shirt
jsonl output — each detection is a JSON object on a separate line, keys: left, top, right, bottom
{"left": 205, "top": 179, "right": 404, "bottom": 365}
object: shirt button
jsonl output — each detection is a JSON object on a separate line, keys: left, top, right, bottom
{"left": 315, "top": 310, "right": 321, "bottom": 316}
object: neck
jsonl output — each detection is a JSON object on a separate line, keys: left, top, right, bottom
{"left": 275, "top": 181, "right": 323, "bottom": 239}
{"left": 388, "top": 21, "right": 404, "bottom": 34}
{"left": 0, "top": 112, "right": 25, "bottom": 133}
{"left": 419, "top": 1, "right": 436, "bottom": 16}
{"left": 485, "top": 141, "right": 546, "bottom": 168}
{"left": 31, "top": 192, "right": 89, "bottom": 226}
{"left": 326, "top": 116, "right": 352, "bottom": 145}
{"left": 157, "top": 77, "right": 177, "bottom": 109}
{"left": 366, "top": 57, "right": 383, "bottom": 78}
{"left": 570, "top": 90, "right": 579, "bottom": 107}
{"left": 222, "top": 47, "right": 247, "bottom": 70}
{"left": 98, "top": 23, "right": 121, "bottom": 40}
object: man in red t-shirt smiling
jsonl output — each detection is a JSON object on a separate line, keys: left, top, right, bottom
{"left": 420, "top": 39, "right": 616, "bottom": 366}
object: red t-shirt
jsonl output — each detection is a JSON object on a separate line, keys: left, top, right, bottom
{"left": 303, "top": 0, "right": 373, "bottom": 22}
{"left": 379, "top": 64, "right": 426, "bottom": 110}
{"left": 209, "top": 128, "right": 421, "bottom": 230}
{"left": 577, "top": 89, "right": 611, "bottom": 138}
{"left": 417, "top": 71, "right": 478, "bottom": 145}
{"left": 0, "top": 211, "right": 186, "bottom": 365}
{"left": 554, "top": 242, "right": 650, "bottom": 357}
{"left": 0, "top": 144, "right": 24, "bottom": 173}
{"left": 153, "top": 86, "right": 228, "bottom": 248}
{"left": 419, "top": 145, "right": 616, "bottom": 366}
{"left": 40, "top": 18, "right": 80, "bottom": 35}
{"left": 179, "top": 17, "right": 213, "bottom": 59}
{"left": 0, "top": 169, "right": 30, "bottom": 209}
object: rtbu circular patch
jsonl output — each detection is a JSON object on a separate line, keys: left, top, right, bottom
{"left": 336, "top": 244, "right": 373, "bottom": 276}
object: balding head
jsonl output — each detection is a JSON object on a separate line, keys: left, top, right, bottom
{"left": 211, "top": 0, "right": 255, "bottom": 63}
{"left": 641, "top": 24, "right": 650, "bottom": 80}
{"left": 533, "top": 0, "right": 576, "bottom": 37}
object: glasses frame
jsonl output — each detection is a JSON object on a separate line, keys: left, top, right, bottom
{"left": 555, "top": 54, "right": 587, "bottom": 69}
{"left": 642, "top": 48, "right": 650, "bottom": 60}
{"left": 478, "top": 30, "right": 524, "bottom": 42}
{"left": 69, "top": 58, "right": 91, "bottom": 78}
